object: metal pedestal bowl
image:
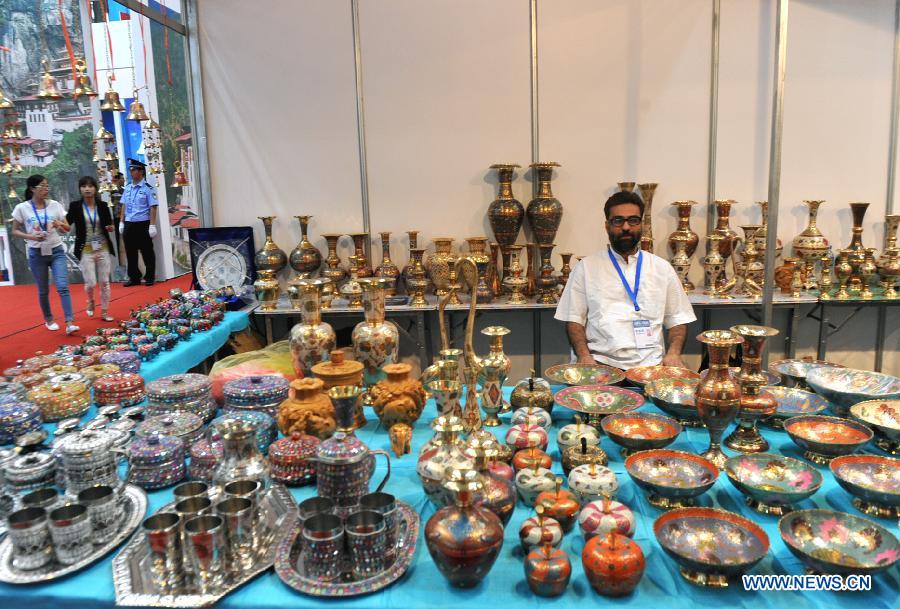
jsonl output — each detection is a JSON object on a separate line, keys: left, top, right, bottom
{"left": 601, "top": 412, "right": 682, "bottom": 458}
{"left": 544, "top": 363, "right": 624, "bottom": 387}
{"left": 553, "top": 385, "right": 644, "bottom": 429}
{"left": 760, "top": 386, "right": 829, "bottom": 429}
{"left": 643, "top": 379, "right": 703, "bottom": 428}
{"left": 806, "top": 367, "right": 900, "bottom": 418}
{"left": 724, "top": 453, "right": 823, "bottom": 516}
{"left": 829, "top": 454, "right": 900, "bottom": 519}
{"left": 784, "top": 415, "right": 874, "bottom": 465}
{"left": 768, "top": 359, "right": 843, "bottom": 390}
{"left": 654, "top": 507, "right": 769, "bottom": 587}
{"left": 624, "top": 449, "right": 717, "bottom": 510}
{"left": 850, "top": 400, "right": 900, "bottom": 455}
{"left": 779, "top": 509, "right": 900, "bottom": 576}
{"left": 701, "top": 367, "right": 782, "bottom": 386}
{"left": 624, "top": 366, "right": 700, "bottom": 391}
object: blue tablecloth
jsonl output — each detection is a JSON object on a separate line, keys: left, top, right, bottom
{"left": 1, "top": 383, "right": 897, "bottom": 608}
{"left": 139, "top": 311, "right": 249, "bottom": 382}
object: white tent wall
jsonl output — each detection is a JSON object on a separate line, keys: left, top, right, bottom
{"left": 197, "top": 0, "right": 899, "bottom": 379}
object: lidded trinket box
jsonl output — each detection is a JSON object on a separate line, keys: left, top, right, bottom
{"left": 223, "top": 374, "right": 290, "bottom": 419}
{"left": 126, "top": 433, "right": 186, "bottom": 489}
{"left": 93, "top": 372, "right": 146, "bottom": 408}
{"left": 136, "top": 412, "right": 204, "bottom": 447}
{"left": 568, "top": 463, "right": 618, "bottom": 504}
{"left": 0, "top": 401, "right": 43, "bottom": 444}
{"left": 146, "top": 373, "right": 216, "bottom": 422}
{"left": 268, "top": 431, "right": 319, "bottom": 486}
{"left": 27, "top": 380, "right": 91, "bottom": 422}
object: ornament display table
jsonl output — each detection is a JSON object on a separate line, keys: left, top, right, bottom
{"left": 811, "top": 291, "right": 900, "bottom": 373}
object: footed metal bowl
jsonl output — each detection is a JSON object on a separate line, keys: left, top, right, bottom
{"left": 553, "top": 385, "right": 644, "bottom": 429}
{"left": 768, "top": 359, "right": 844, "bottom": 390}
{"left": 624, "top": 366, "right": 700, "bottom": 390}
{"left": 830, "top": 454, "right": 900, "bottom": 519}
{"left": 601, "top": 412, "right": 682, "bottom": 457}
{"left": 724, "top": 453, "right": 822, "bottom": 516}
{"left": 624, "top": 449, "right": 717, "bottom": 510}
{"left": 654, "top": 507, "right": 769, "bottom": 587}
{"left": 643, "top": 378, "right": 702, "bottom": 427}
{"left": 544, "top": 363, "right": 625, "bottom": 387}
{"left": 701, "top": 367, "right": 782, "bottom": 386}
{"left": 784, "top": 414, "right": 873, "bottom": 465}
{"left": 850, "top": 400, "right": 900, "bottom": 455}
{"left": 806, "top": 367, "right": 900, "bottom": 418}
{"left": 779, "top": 509, "right": 900, "bottom": 575}
{"left": 760, "top": 386, "right": 829, "bottom": 429}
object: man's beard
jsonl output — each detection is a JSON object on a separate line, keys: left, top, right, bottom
{"left": 611, "top": 232, "right": 640, "bottom": 255}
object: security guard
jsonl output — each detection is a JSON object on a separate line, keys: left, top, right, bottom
{"left": 118, "top": 158, "right": 158, "bottom": 286}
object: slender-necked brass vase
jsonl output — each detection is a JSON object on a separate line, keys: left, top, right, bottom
{"left": 638, "top": 183, "right": 657, "bottom": 253}
{"left": 289, "top": 215, "right": 322, "bottom": 278}
{"left": 255, "top": 216, "right": 287, "bottom": 273}
{"left": 374, "top": 231, "right": 400, "bottom": 295}
{"left": 695, "top": 330, "right": 743, "bottom": 469}
{"left": 724, "top": 325, "right": 778, "bottom": 453}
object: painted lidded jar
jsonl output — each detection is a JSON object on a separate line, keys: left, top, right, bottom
{"left": 519, "top": 505, "right": 563, "bottom": 552}
{"left": 512, "top": 447, "right": 552, "bottom": 472}
{"left": 535, "top": 479, "right": 581, "bottom": 532}
{"left": 525, "top": 543, "right": 571, "bottom": 597}
{"left": 568, "top": 462, "right": 619, "bottom": 504}
{"left": 578, "top": 497, "right": 635, "bottom": 540}
{"left": 515, "top": 464, "right": 557, "bottom": 507}
{"left": 505, "top": 424, "right": 549, "bottom": 452}
{"left": 267, "top": 431, "right": 319, "bottom": 486}
{"left": 277, "top": 377, "right": 336, "bottom": 440}
{"left": 582, "top": 531, "right": 646, "bottom": 596}
{"left": 511, "top": 406, "right": 553, "bottom": 430}
{"left": 126, "top": 433, "right": 186, "bottom": 490}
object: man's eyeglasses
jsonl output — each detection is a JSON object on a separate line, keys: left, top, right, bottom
{"left": 609, "top": 216, "right": 642, "bottom": 227}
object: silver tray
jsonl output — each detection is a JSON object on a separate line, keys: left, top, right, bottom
{"left": 275, "top": 500, "right": 419, "bottom": 597}
{"left": 0, "top": 484, "right": 148, "bottom": 584}
{"left": 113, "top": 484, "right": 297, "bottom": 607}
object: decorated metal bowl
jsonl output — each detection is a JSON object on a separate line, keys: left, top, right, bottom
{"left": 654, "top": 507, "right": 769, "bottom": 587}
{"left": 553, "top": 385, "right": 644, "bottom": 428}
{"left": 724, "top": 453, "right": 823, "bottom": 516}
{"left": 760, "top": 386, "right": 830, "bottom": 429}
{"left": 624, "top": 449, "right": 718, "bottom": 510}
{"left": 643, "top": 378, "right": 702, "bottom": 427}
{"left": 768, "top": 359, "right": 844, "bottom": 390}
{"left": 601, "top": 412, "right": 682, "bottom": 457}
{"left": 784, "top": 415, "right": 874, "bottom": 465}
{"left": 829, "top": 455, "right": 900, "bottom": 519}
{"left": 544, "top": 363, "right": 625, "bottom": 387}
{"left": 806, "top": 367, "right": 900, "bottom": 417}
{"left": 778, "top": 509, "right": 899, "bottom": 575}
{"left": 625, "top": 366, "right": 700, "bottom": 390}
{"left": 849, "top": 400, "right": 900, "bottom": 455}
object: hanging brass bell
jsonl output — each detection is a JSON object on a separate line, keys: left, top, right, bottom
{"left": 0, "top": 90, "right": 12, "bottom": 109}
{"left": 94, "top": 127, "right": 115, "bottom": 141}
{"left": 7, "top": 183, "right": 18, "bottom": 199}
{"left": 37, "top": 59, "right": 63, "bottom": 100}
{"left": 100, "top": 74, "right": 124, "bottom": 112}
{"left": 92, "top": 149, "right": 101, "bottom": 163}
{"left": 145, "top": 116, "right": 161, "bottom": 131}
{"left": 72, "top": 59, "right": 97, "bottom": 99}
{"left": 170, "top": 161, "right": 188, "bottom": 188}
{"left": 98, "top": 181, "right": 113, "bottom": 193}
{"left": 126, "top": 91, "right": 149, "bottom": 121}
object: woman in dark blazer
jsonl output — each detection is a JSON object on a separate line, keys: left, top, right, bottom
{"left": 67, "top": 176, "right": 116, "bottom": 321}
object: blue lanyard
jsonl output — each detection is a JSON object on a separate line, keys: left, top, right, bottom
{"left": 30, "top": 201, "right": 48, "bottom": 232}
{"left": 85, "top": 203, "right": 98, "bottom": 231}
{"left": 608, "top": 247, "right": 643, "bottom": 312}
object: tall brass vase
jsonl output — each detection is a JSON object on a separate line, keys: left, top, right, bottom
{"left": 695, "top": 330, "right": 743, "bottom": 469}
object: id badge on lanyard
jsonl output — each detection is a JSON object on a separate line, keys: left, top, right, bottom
{"left": 632, "top": 318, "right": 656, "bottom": 350}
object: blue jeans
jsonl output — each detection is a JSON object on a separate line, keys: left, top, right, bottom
{"left": 26, "top": 245, "right": 74, "bottom": 323}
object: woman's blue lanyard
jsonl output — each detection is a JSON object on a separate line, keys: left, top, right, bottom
{"left": 86, "top": 203, "right": 98, "bottom": 232}
{"left": 608, "top": 247, "right": 643, "bottom": 312}
{"left": 30, "top": 201, "right": 48, "bottom": 232}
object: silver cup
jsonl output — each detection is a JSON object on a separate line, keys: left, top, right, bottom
{"left": 183, "top": 515, "right": 225, "bottom": 592}
{"left": 7, "top": 506, "right": 52, "bottom": 570}
{"left": 344, "top": 510, "right": 387, "bottom": 579}
{"left": 173, "top": 481, "right": 209, "bottom": 502}
{"left": 77, "top": 485, "right": 120, "bottom": 545}
{"left": 359, "top": 492, "right": 398, "bottom": 562}
{"left": 22, "top": 488, "right": 61, "bottom": 512}
{"left": 298, "top": 496, "right": 335, "bottom": 525}
{"left": 300, "top": 513, "right": 343, "bottom": 582}
{"left": 48, "top": 503, "right": 93, "bottom": 565}
{"left": 142, "top": 512, "right": 184, "bottom": 590}
{"left": 173, "top": 496, "right": 212, "bottom": 574}
{"left": 223, "top": 479, "right": 262, "bottom": 533}
{"left": 214, "top": 497, "right": 254, "bottom": 572}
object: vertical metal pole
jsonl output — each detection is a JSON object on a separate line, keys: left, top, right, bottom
{"left": 530, "top": 0, "right": 539, "bottom": 167}
{"left": 184, "top": 0, "right": 214, "bottom": 227}
{"left": 874, "top": 305, "right": 886, "bottom": 372}
{"left": 762, "top": 0, "right": 790, "bottom": 367}
{"left": 351, "top": 0, "right": 371, "bottom": 238}
{"left": 706, "top": 0, "right": 721, "bottom": 235}
{"left": 886, "top": 0, "right": 900, "bottom": 215}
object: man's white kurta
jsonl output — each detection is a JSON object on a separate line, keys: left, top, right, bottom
{"left": 554, "top": 247, "right": 697, "bottom": 370}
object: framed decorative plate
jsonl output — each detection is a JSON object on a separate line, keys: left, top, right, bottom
{"left": 188, "top": 226, "right": 256, "bottom": 292}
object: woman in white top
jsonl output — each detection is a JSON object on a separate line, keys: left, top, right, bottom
{"left": 10, "top": 174, "right": 80, "bottom": 334}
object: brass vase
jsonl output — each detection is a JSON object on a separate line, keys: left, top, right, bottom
{"left": 847, "top": 202, "right": 870, "bottom": 255}
{"left": 480, "top": 328, "right": 511, "bottom": 426}
{"left": 713, "top": 200, "right": 739, "bottom": 261}
{"left": 638, "top": 183, "right": 657, "bottom": 253}
{"left": 320, "top": 234, "right": 346, "bottom": 285}
{"left": 466, "top": 237, "right": 494, "bottom": 303}
{"left": 834, "top": 250, "right": 853, "bottom": 299}
{"left": 426, "top": 238, "right": 458, "bottom": 297}
{"left": 399, "top": 230, "right": 419, "bottom": 294}
{"left": 695, "top": 330, "right": 744, "bottom": 469}
{"left": 670, "top": 240, "right": 693, "bottom": 292}
{"left": 668, "top": 200, "right": 699, "bottom": 258}
{"left": 406, "top": 248, "right": 429, "bottom": 307}
{"left": 489, "top": 242, "right": 503, "bottom": 296}
{"left": 536, "top": 244, "right": 558, "bottom": 304}
{"left": 350, "top": 233, "right": 373, "bottom": 278}
{"left": 792, "top": 200, "right": 829, "bottom": 290}
{"left": 253, "top": 269, "right": 280, "bottom": 311}
{"left": 526, "top": 162, "right": 563, "bottom": 245}
{"left": 255, "top": 216, "right": 287, "bottom": 273}
{"left": 737, "top": 225, "right": 763, "bottom": 297}
{"left": 467, "top": 437, "right": 516, "bottom": 526}
{"left": 558, "top": 253, "right": 573, "bottom": 292}
{"left": 351, "top": 279, "right": 399, "bottom": 387}
{"left": 488, "top": 163, "right": 525, "bottom": 282}
{"left": 724, "top": 325, "right": 779, "bottom": 453}
{"left": 503, "top": 245, "right": 528, "bottom": 304}
{"left": 524, "top": 243, "right": 537, "bottom": 298}
{"left": 289, "top": 215, "right": 322, "bottom": 278}
{"left": 861, "top": 248, "right": 878, "bottom": 298}
{"left": 879, "top": 215, "right": 900, "bottom": 297}
{"left": 753, "top": 201, "right": 783, "bottom": 260}
{"left": 289, "top": 279, "right": 336, "bottom": 375}
{"left": 702, "top": 234, "right": 728, "bottom": 295}
{"left": 618, "top": 182, "right": 635, "bottom": 193}
{"left": 374, "top": 231, "right": 400, "bottom": 296}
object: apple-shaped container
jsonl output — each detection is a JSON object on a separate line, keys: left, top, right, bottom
{"left": 525, "top": 543, "right": 571, "bottom": 597}
{"left": 519, "top": 505, "right": 563, "bottom": 552}
{"left": 557, "top": 416, "right": 600, "bottom": 453}
{"left": 535, "top": 478, "right": 581, "bottom": 532}
{"left": 515, "top": 465, "right": 557, "bottom": 507}
{"left": 513, "top": 448, "right": 552, "bottom": 472}
{"left": 511, "top": 406, "right": 553, "bottom": 430}
{"left": 506, "top": 423, "right": 549, "bottom": 452}
{"left": 579, "top": 496, "right": 636, "bottom": 540}
{"left": 582, "top": 531, "right": 645, "bottom": 596}
{"left": 568, "top": 462, "right": 618, "bottom": 504}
